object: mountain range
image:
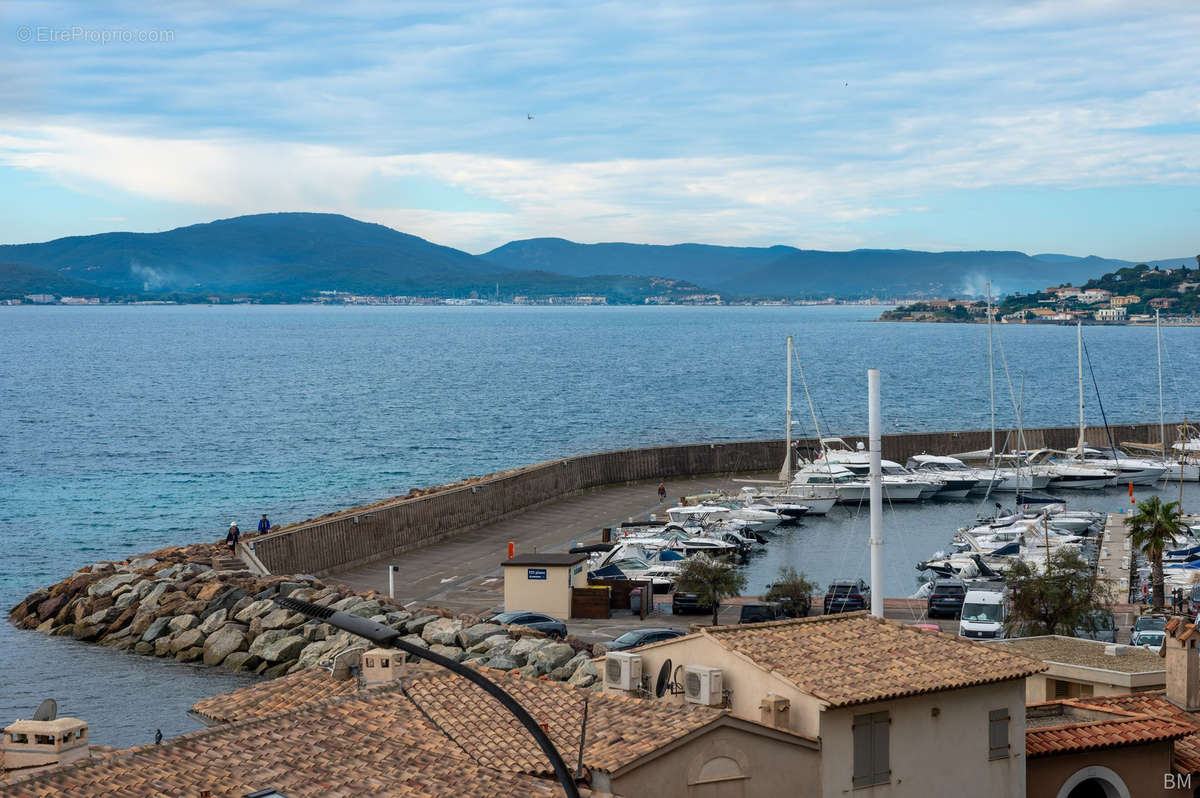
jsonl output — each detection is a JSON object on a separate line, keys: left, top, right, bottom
{"left": 0, "top": 212, "right": 1187, "bottom": 301}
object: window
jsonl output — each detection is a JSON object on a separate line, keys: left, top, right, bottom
{"left": 1053, "top": 679, "right": 1070, "bottom": 698}
{"left": 988, "top": 709, "right": 1010, "bottom": 760}
{"left": 852, "top": 711, "right": 890, "bottom": 788}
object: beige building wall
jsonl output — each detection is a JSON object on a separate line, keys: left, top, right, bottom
{"left": 1024, "top": 666, "right": 1164, "bottom": 704}
{"left": 604, "top": 724, "right": 821, "bottom": 798}
{"left": 606, "top": 635, "right": 824, "bottom": 736}
{"left": 1026, "top": 742, "right": 1174, "bottom": 798}
{"left": 817, "top": 681, "right": 1027, "bottom": 798}
{"left": 502, "top": 563, "right": 581, "bottom": 618}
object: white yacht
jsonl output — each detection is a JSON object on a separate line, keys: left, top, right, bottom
{"left": 814, "top": 439, "right": 940, "bottom": 500}
{"left": 1067, "top": 446, "right": 1166, "bottom": 486}
{"left": 904, "top": 454, "right": 987, "bottom": 498}
{"left": 1024, "top": 449, "right": 1116, "bottom": 490}
{"left": 792, "top": 462, "right": 924, "bottom": 503}
{"left": 666, "top": 504, "right": 781, "bottom": 534}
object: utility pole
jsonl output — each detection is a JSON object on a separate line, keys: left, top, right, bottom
{"left": 868, "top": 369, "right": 883, "bottom": 618}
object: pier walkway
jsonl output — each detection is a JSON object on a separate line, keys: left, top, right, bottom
{"left": 326, "top": 473, "right": 757, "bottom": 612}
{"left": 1097, "top": 510, "right": 1137, "bottom": 641}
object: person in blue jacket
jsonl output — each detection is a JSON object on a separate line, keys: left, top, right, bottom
{"left": 258, "top": 514, "right": 271, "bottom": 535}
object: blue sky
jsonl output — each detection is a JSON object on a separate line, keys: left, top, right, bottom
{"left": 1, "top": 1, "right": 1199, "bottom": 258}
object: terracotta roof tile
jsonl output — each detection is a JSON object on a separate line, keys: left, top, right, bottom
{"left": 1026, "top": 706, "right": 1193, "bottom": 758}
{"left": 404, "top": 667, "right": 731, "bottom": 775}
{"left": 700, "top": 613, "right": 1046, "bottom": 707}
{"left": 1071, "top": 691, "right": 1200, "bottom": 773}
{"left": 190, "top": 666, "right": 361, "bottom": 723}
{"left": 5, "top": 686, "right": 569, "bottom": 797}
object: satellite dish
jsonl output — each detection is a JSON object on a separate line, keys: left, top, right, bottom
{"left": 33, "top": 698, "right": 57, "bottom": 721}
{"left": 655, "top": 659, "right": 673, "bottom": 698}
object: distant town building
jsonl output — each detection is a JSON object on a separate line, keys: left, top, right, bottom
{"left": 59, "top": 297, "right": 100, "bottom": 305}
{"left": 1095, "top": 307, "right": 1127, "bottom": 321}
{"left": 1077, "top": 288, "right": 1113, "bottom": 304}
{"left": 1149, "top": 296, "right": 1179, "bottom": 309}
{"left": 1110, "top": 295, "right": 1140, "bottom": 307}
{"left": 1053, "top": 286, "right": 1082, "bottom": 299}
{"left": 23, "top": 294, "right": 55, "bottom": 304}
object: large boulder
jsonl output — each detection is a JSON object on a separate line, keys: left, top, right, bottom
{"left": 169, "top": 628, "right": 205, "bottom": 654}
{"left": 427, "top": 644, "right": 465, "bottom": 662}
{"left": 260, "top": 635, "right": 306, "bottom": 663}
{"left": 174, "top": 646, "right": 204, "bottom": 663}
{"left": 234, "top": 599, "right": 276, "bottom": 624}
{"left": 221, "top": 652, "right": 260, "bottom": 672}
{"left": 329, "top": 595, "right": 362, "bottom": 612}
{"left": 346, "top": 600, "right": 383, "bottom": 619}
{"left": 567, "top": 660, "right": 599, "bottom": 688}
{"left": 168, "top": 614, "right": 198, "bottom": 634}
{"left": 202, "top": 588, "right": 249, "bottom": 619}
{"left": 88, "top": 572, "right": 142, "bottom": 598}
{"left": 36, "top": 595, "right": 66, "bottom": 621}
{"left": 140, "top": 616, "right": 173, "bottom": 643}
{"left": 527, "top": 643, "right": 577, "bottom": 675}
{"left": 457, "top": 623, "right": 504, "bottom": 649}
{"left": 247, "top": 629, "right": 290, "bottom": 658}
{"left": 549, "top": 652, "right": 591, "bottom": 682}
{"left": 295, "top": 639, "right": 338, "bottom": 669}
{"left": 510, "top": 637, "right": 547, "bottom": 661}
{"left": 198, "top": 609, "right": 228, "bottom": 636}
{"left": 485, "top": 654, "right": 519, "bottom": 671}
{"left": 421, "top": 618, "right": 463, "bottom": 646}
{"left": 405, "top": 614, "right": 440, "bottom": 636}
{"left": 259, "top": 608, "right": 304, "bottom": 631}
{"left": 203, "top": 625, "right": 248, "bottom": 666}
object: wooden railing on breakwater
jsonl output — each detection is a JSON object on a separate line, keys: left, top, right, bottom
{"left": 250, "top": 421, "right": 1173, "bottom": 576}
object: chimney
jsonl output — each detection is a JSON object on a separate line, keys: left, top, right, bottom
{"left": 1164, "top": 617, "right": 1200, "bottom": 711}
{"left": 361, "top": 648, "right": 406, "bottom": 685}
{"left": 759, "top": 693, "right": 790, "bottom": 730}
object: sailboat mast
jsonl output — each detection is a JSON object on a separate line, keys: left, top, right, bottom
{"left": 1077, "top": 322, "right": 1085, "bottom": 456}
{"left": 1157, "top": 310, "right": 1165, "bottom": 457}
{"left": 785, "top": 335, "right": 793, "bottom": 481}
{"left": 987, "top": 281, "right": 995, "bottom": 462}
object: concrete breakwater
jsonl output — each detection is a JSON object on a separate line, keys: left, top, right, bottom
{"left": 7, "top": 544, "right": 602, "bottom": 688}
{"left": 251, "top": 421, "right": 1173, "bottom": 577}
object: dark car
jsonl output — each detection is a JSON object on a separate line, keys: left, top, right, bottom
{"left": 739, "top": 599, "right": 806, "bottom": 624}
{"left": 671, "top": 592, "right": 715, "bottom": 615}
{"left": 488, "top": 610, "right": 567, "bottom": 638}
{"left": 823, "top": 579, "right": 869, "bottom": 614}
{"left": 606, "top": 627, "right": 685, "bottom": 651}
{"left": 926, "top": 578, "right": 967, "bottom": 619}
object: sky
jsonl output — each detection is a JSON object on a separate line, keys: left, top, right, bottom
{"left": 1, "top": 1, "right": 1199, "bottom": 259}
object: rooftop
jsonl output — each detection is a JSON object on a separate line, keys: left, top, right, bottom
{"left": 1025, "top": 699, "right": 1194, "bottom": 759}
{"left": 190, "top": 664, "right": 362, "bottom": 724}
{"left": 1078, "top": 692, "right": 1200, "bottom": 774}
{"left": 696, "top": 612, "right": 1046, "bottom": 708}
{"left": 502, "top": 553, "right": 589, "bottom": 567}
{"left": 993, "top": 636, "right": 1165, "bottom": 674}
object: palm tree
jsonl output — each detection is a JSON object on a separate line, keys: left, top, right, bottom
{"left": 1128, "top": 495, "right": 1183, "bottom": 612}
{"left": 676, "top": 554, "right": 747, "bottom": 626}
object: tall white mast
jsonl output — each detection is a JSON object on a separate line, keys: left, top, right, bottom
{"left": 782, "top": 335, "right": 793, "bottom": 482}
{"left": 1157, "top": 310, "right": 1165, "bottom": 457}
{"left": 868, "top": 369, "right": 883, "bottom": 618}
{"left": 1076, "top": 321, "right": 1085, "bottom": 457}
{"left": 987, "top": 281, "right": 995, "bottom": 461}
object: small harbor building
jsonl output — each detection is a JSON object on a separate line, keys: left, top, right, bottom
{"left": 992, "top": 636, "right": 1165, "bottom": 702}
{"left": 501, "top": 552, "right": 588, "bottom": 618}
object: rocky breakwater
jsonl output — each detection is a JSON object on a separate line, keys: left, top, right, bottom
{"left": 8, "top": 543, "right": 601, "bottom": 689}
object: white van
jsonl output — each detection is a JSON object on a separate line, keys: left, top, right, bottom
{"left": 959, "top": 589, "right": 1006, "bottom": 639}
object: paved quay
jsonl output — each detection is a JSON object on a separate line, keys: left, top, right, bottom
{"left": 324, "top": 474, "right": 960, "bottom": 643}
{"left": 327, "top": 473, "right": 761, "bottom": 611}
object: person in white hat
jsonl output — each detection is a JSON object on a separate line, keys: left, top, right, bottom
{"left": 225, "top": 521, "right": 241, "bottom": 552}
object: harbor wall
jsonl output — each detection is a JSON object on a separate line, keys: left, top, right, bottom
{"left": 250, "top": 421, "right": 1171, "bottom": 576}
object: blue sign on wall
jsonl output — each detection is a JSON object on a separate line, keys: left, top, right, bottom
{"left": 527, "top": 568, "right": 547, "bottom": 580}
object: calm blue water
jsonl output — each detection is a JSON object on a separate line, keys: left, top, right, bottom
{"left": 2, "top": 304, "right": 1198, "bottom": 745}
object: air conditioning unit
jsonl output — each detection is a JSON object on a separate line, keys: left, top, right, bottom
{"left": 683, "top": 665, "right": 724, "bottom": 706}
{"left": 605, "top": 652, "right": 642, "bottom": 691}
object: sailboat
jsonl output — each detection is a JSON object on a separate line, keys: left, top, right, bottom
{"left": 769, "top": 335, "right": 840, "bottom": 514}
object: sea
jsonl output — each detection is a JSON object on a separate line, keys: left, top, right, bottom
{"left": 3, "top": 303, "right": 1199, "bottom": 746}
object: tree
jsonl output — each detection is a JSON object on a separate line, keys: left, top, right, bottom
{"left": 1006, "top": 549, "right": 1113, "bottom": 637}
{"left": 1128, "top": 495, "right": 1183, "bottom": 612}
{"left": 764, "top": 566, "right": 818, "bottom": 617}
{"left": 676, "top": 554, "right": 747, "bottom": 626}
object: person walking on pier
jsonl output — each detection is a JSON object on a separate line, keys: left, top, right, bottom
{"left": 258, "top": 514, "right": 271, "bottom": 535}
{"left": 225, "top": 522, "right": 240, "bottom": 553}
{"left": 657, "top": 482, "right": 666, "bottom": 501}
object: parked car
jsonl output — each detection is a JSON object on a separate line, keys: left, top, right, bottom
{"left": 606, "top": 627, "right": 685, "bottom": 651}
{"left": 487, "top": 611, "right": 568, "bottom": 638}
{"left": 671, "top": 592, "right": 715, "bottom": 615}
{"left": 739, "top": 601, "right": 788, "bottom": 624}
{"left": 926, "top": 578, "right": 967, "bottom": 619}
{"left": 1074, "top": 610, "right": 1117, "bottom": 643}
{"left": 1132, "top": 614, "right": 1167, "bottom": 635}
{"left": 823, "top": 579, "right": 869, "bottom": 614}
{"left": 1132, "top": 629, "right": 1166, "bottom": 650}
